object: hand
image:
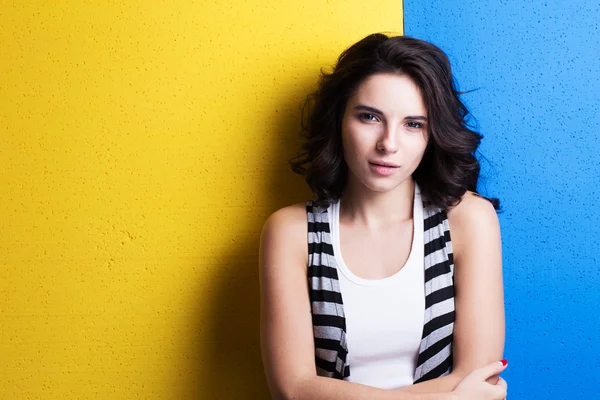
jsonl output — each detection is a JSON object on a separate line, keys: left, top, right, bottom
{"left": 452, "top": 360, "right": 508, "bottom": 400}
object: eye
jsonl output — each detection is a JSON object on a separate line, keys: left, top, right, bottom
{"left": 406, "top": 121, "right": 425, "bottom": 129}
{"left": 358, "top": 113, "right": 379, "bottom": 122}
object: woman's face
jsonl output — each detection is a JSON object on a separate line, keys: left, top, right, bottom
{"left": 341, "top": 73, "right": 429, "bottom": 194}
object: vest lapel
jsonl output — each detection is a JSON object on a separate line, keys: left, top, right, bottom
{"left": 307, "top": 200, "right": 455, "bottom": 382}
{"left": 414, "top": 203, "right": 456, "bottom": 382}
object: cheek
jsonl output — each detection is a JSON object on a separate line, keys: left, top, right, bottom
{"left": 341, "top": 124, "right": 365, "bottom": 158}
{"left": 406, "top": 135, "right": 429, "bottom": 164}
{"left": 343, "top": 122, "right": 378, "bottom": 153}
{"left": 342, "top": 136, "right": 360, "bottom": 170}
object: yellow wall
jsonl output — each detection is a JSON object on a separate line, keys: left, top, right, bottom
{"left": 0, "top": 2, "right": 402, "bottom": 398}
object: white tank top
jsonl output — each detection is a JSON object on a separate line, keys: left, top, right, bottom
{"left": 329, "top": 187, "right": 425, "bottom": 389}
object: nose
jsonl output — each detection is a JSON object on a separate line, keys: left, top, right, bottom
{"left": 376, "top": 124, "right": 400, "bottom": 154}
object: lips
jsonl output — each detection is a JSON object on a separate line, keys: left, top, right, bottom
{"left": 369, "top": 161, "right": 400, "bottom": 168}
{"left": 369, "top": 161, "right": 400, "bottom": 176}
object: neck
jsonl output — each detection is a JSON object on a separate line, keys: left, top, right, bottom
{"left": 340, "top": 177, "right": 415, "bottom": 229}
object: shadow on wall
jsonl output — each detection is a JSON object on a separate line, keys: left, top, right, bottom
{"left": 194, "top": 79, "right": 315, "bottom": 398}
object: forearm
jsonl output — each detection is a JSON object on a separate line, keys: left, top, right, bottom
{"left": 396, "top": 374, "right": 462, "bottom": 394}
{"left": 274, "top": 376, "right": 455, "bottom": 400}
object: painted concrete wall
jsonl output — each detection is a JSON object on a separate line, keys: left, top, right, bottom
{"left": 405, "top": 1, "right": 600, "bottom": 398}
{"left": 0, "top": 2, "right": 402, "bottom": 398}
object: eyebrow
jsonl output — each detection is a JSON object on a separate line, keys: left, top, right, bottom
{"left": 405, "top": 115, "right": 429, "bottom": 121}
{"left": 354, "top": 105, "right": 428, "bottom": 121}
{"left": 354, "top": 105, "right": 383, "bottom": 114}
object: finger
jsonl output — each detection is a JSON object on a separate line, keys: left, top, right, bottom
{"left": 486, "top": 374, "right": 500, "bottom": 385}
{"left": 496, "top": 377, "right": 508, "bottom": 389}
{"left": 490, "top": 383, "right": 507, "bottom": 399}
{"left": 472, "top": 360, "right": 508, "bottom": 381}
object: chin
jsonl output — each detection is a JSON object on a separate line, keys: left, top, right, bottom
{"left": 363, "top": 179, "right": 403, "bottom": 193}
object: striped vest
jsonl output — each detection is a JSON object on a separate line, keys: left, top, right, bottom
{"left": 307, "top": 200, "right": 455, "bottom": 383}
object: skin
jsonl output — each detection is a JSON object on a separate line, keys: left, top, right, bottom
{"left": 259, "top": 73, "right": 506, "bottom": 399}
{"left": 337, "top": 73, "right": 429, "bottom": 280}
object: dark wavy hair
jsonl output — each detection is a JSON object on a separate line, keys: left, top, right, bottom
{"left": 290, "top": 33, "right": 499, "bottom": 210}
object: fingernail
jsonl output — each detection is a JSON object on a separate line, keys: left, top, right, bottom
{"left": 500, "top": 359, "right": 508, "bottom": 366}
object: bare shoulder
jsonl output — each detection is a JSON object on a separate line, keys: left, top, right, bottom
{"left": 447, "top": 191, "right": 501, "bottom": 261}
{"left": 260, "top": 202, "right": 308, "bottom": 270}
{"left": 261, "top": 202, "right": 307, "bottom": 243}
{"left": 447, "top": 191, "right": 499, "bottom": 232}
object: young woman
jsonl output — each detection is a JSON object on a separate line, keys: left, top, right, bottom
{"left": 259, "top": 33, "right": 507, "bottom": 400}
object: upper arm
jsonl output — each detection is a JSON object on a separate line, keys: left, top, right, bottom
{"left": 259, "top": 204, "right": 316, "bottom": 398}
{"left": 447, "top": 192, "right": 505, "bottom": 377}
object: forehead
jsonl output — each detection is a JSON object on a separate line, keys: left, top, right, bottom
{"left": 349, "top": 73, "right": 427, "bottom": 116}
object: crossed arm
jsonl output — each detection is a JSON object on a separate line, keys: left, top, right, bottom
{"left": 259, "top": 193, "right": 504, "bottom": 400}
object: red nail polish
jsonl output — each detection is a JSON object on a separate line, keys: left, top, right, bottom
{"left": 500, "top": 359, "right": 508, "bottom": 366}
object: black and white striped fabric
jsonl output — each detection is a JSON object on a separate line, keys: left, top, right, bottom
{"left": 306, "top": 199, "right": 455, "bottom": 383}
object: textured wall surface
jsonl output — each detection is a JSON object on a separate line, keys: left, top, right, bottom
{"left": 0, "top": 2, "right": 402, "bottom": 398}
{"left": 405, "top": 1, "right": 600, "bottom": 398}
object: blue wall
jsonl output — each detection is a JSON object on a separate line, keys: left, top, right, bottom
{"left": 405, "top": 1, "right": 600, "bottom": 398}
